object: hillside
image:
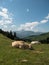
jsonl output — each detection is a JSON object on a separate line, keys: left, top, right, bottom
{"left": 0, "top": 33, "right": 49, "bottom": 65}
{"left": 24, "top": 32, "right": 49, "bottom": 41}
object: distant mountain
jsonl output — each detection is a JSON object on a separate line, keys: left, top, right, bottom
{"left": 16, "top": 30, "right": 42, "bottom": 38}
{"left": 24, "top": 32, "right": 49, "bottom": 41}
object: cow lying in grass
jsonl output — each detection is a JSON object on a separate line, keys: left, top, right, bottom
{"left": 12, "top": 41, "right": 33, "bottom": 50}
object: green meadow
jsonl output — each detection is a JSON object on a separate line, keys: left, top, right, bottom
{"left": 0, "top": 34, "right": 49, "bottom": 65}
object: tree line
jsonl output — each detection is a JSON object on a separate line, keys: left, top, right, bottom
{"left": 0, "top": 29, "right": 19, "bottom": 40}
{"left": 0, "top": 29, "right": 31, "bottom": 42}
{"left": 39, "top": 37, "right": 49, "bottom": 44}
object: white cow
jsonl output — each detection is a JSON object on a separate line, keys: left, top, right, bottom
{"left": 12, "top": 41, "right": 33, "bottom": 49}
{"left": 31, "top": 41, "right": 40, "bottom": 44}
{"left": 12, "top": 41, "right": 24, "bottom": 48}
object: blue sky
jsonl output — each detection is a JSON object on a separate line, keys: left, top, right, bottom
{"left": 0, "top": 0, "right": 49, "bottom": 32}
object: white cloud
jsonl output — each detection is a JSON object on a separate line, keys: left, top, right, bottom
{"left": 2, "top": 8, "right": 8, "bottom": 14}
{"left": 2, "top": 25, "right": 8, "bottom": 31}
{"left": 11, "top": 25, "right": 16, "bottom": 29}
{"left": 45, "top": 14, "right": 49, "bottom": 20}
{"left": 0, "top": 7, "right": 13, "bottom": 31}
{"left": 40, "top": 19, "right": 48, "bottom": 23}
{"left": 40, "top": 14, "right": 49, "bottom": 24}
{"left": 17, "top": 13, "right": 49, "bottom": 31}
{"left": 0, "top": 7, "right": 8, "bottom": 19}
{"left": 17, "top": 22, "right": 39, "bottom": 31}
{"left": 0, "top": 7, "right": 49, "bottom": 32}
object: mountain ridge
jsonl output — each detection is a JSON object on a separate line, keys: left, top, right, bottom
{"left": 24, "top": 32, "right": 49, "bottom": 41}
{"left": 16, "top": 30, "right": 42, "bottom": 38}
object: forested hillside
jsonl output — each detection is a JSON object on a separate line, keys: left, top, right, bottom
{"left": 24, "top": 32, "right": 49, "bottom": 43}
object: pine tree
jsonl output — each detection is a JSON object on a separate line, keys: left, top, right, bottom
{"left": 13, "top": 32, "right": 17, "bottom": 40}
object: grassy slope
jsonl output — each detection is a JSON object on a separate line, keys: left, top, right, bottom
{"left": 0, "top": 34, "right": 49, "bottom": 65}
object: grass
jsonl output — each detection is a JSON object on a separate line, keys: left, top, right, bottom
{"left": 0, "top": 34, "right": 49, "bottom": 65}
